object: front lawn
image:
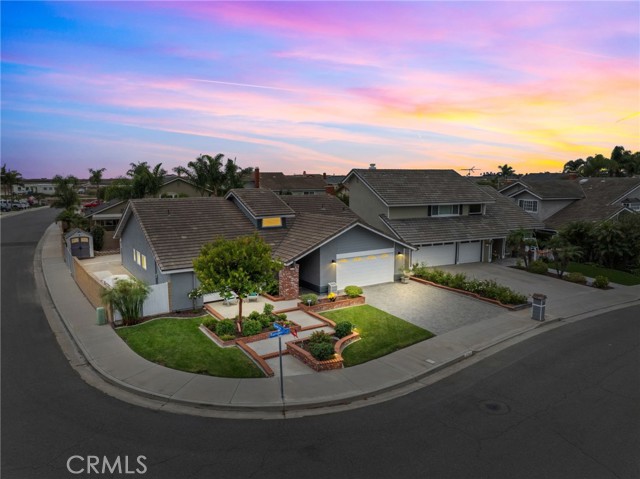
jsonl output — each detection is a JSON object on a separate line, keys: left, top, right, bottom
{"left": 116, "top": 316, "right": 264, "bottom": 378}
{"left": 566, "top": 262, "right": 640, "bottom": 286}
{"left": 321, "top": 305, "right": 434, "bottom": 367}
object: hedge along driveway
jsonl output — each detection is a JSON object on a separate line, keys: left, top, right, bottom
{"left": 116, "top": 316, "right": 264, "bottom": 378}
{"left": 362, "top": 281, "right": 504, "bottom": 335}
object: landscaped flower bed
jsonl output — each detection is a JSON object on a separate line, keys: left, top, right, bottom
{"left": 286, "top": 329, "right": 360, "bottom": 372}
{"left": 298, "top": 286, "right": 365, "bottom": 312}
{"left": 411, "top": 265, "right": 529, "bottom": 309}
{"left": 199, "top": 303, "right": 301, "bottom": 346}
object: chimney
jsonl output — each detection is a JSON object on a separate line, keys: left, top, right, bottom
{"left": 369, "top": 163, "right": 376, "bottom": 170}
{"left": 303, "top": 170, "right": 307, "bottom": 176}
{"left": 254, "top": 167, "right": 260, "bottom": 189}
{"left": 323, "top": 172, "right": 327, "bottom": 180}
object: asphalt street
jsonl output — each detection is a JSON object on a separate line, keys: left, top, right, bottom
{"left": 2, "top": 209, "right": 639, "bottom": 479}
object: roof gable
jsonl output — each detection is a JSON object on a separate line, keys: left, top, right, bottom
{"left": 225, "top": 188, "right": 295, "bottom": 218}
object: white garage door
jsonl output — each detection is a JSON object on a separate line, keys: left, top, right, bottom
{"left": 458, "top": 241, "right": 482, "bottom": 264}
{"left": 336, "top": 248, "right": 394, "bottom": 290}
{"left": 412, "top": 243, "right": 456, "bottom": 267}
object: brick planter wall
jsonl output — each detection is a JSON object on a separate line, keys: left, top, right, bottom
{"left": 298, "top": 295, "right": 365, "bottom": 313}
{"left": 286, "top": 332, "right": 360, "bottom": 372}
{"left": 198, "top": 321, "right": 302, "bottom": 346}
{"left": 278, "top": 264, "right": 299, "bottom": 300}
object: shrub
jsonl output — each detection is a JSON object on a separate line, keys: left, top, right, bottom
{"left": 308, "top": 330, "right": 333, "bottom": 345}
{"left": 258, "top": 314, "right": 272, "bottom": 329}
{"left": 241, "top": 319, "right": 262, "bottom": 337}
{"left": 593, "top": 275, "right": 609, "bottom": 289}
{"left": 90, "top": 225, "right": 105, "bottom": 251}
{"left": 449, "top": 273, "right": 467, "bottom": 290}
{"left": 344, "top": 285, "right": 363, "bottom": 298}
{"left": 529, "top": 260, "right": 549, "bottom": 275}
{"left": 262, "top": 303, "right": 274, "bottom": 315}
{"left": 248, "top": 311, "right": 261, "bottom": 321}
{"left": 334, "top": 321, "right": 353, "bottom": 339}
{"left": 218, "top": 334, "right": 236, "bottom": 341}
{"left": 515, "top": 259, "right": 524, "bottom": 269}
{"left": 309, "top": 342, "right": 335, "bottom": 361}
{"left": 276, "top": 313, "right": 287, "bottom": 322}
{"left": 565, "top": 272, "right": 587, "bottom": 284}
{"left": 202, "top": 317, "right": 217, "bottom": 329}
{"left": 215, "top": 319, "right": 236, "bottom": 337}
{"left": 300, "top": 293, "right": 318, "bottom": 305}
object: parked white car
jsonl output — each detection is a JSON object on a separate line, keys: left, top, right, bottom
{"left": 12, "top": 201, "right": 29, "bottom": 210}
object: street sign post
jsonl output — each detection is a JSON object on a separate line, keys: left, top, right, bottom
{"left": 269, "top": 323, "right": 290, "bottom": 401}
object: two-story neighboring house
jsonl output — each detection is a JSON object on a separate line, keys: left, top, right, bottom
{"left": 500, "top": 175, "right": 640, "bottom": 231}
{"left": 499, "top": 174, "right": 584, "bottom": 222}
{"left": 247, "top": 169, "right": 331, "bottom": 195}
{"left": 342, "top": 169, "right": 544, "bottom": 267}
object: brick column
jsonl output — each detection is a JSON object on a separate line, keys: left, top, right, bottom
{"left": 278, "top": 264, "right": 299, "bottom": 300}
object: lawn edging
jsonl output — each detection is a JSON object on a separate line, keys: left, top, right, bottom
{"left": 410, "top": 276, "right": 530, "bottom": 311}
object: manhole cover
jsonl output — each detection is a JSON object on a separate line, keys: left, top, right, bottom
{"left": 479, "top": 400, "right": 510, "bottom": 415}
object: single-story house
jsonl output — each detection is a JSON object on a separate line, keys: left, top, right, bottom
{"left": 342, "top": 168, "right": 544, "bottom": 267}
{"left": 113, "top": 189, "right": 413, "bottom": 311}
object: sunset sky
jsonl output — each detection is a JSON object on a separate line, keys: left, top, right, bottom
{"left": 2, "top": 1, "right": 639, "bottom": 179}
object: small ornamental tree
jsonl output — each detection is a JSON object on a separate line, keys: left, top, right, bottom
{"left": 100, "top": 278, "right": 151, "bottom": 326}
{"left": 193, "top": 234, "right": 282, "bottom": 333}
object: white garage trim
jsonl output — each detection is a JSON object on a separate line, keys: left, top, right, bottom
{"left": 458, "top": 241, "right": 482, "bottom": 264}
{"left": 336, "top": 248, "right": 395, "bottom": 289}
{"left": 412, "top": 243, "right": 456, "bottom": 267}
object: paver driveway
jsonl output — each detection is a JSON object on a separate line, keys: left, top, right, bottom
{"left": 362, "top": 281, "right": 504, "bottom": 335}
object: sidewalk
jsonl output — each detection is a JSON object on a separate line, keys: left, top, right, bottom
{"left": 38, "top": 224, "right": 640, "bottom": 413}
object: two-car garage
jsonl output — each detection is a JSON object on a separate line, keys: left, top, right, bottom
{"left": 336, "top": 248, "right": 395, "bottom": 290}
{"left": 412, "top": 241, "right": 482, "bottom": 267}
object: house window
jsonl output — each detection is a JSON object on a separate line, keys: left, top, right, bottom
{"left": 469, "top": 204, "right": 483, "bottom": 215}
{"left": 141, "top": 254, "right": 147, "bottom": 270}
{"left": 262, "top": 217, "right": 283, "bottom": 228}
{"left": 431, "top": 204, "right": 460, "bottom": 216}
{"left": 133, "top": 248, "right": 137, "bottom": 262}
{"left": 518, "top": 199, "right": 538, "bottom": 213}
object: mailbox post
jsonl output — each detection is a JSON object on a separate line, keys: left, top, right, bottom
{"left": 531, "top": 293, "right": 547, "bottom": 321}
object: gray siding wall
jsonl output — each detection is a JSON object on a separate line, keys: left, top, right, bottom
{"left": 298, "top": 249, "right": 321, "bottom": 291}
{"left": 388, "top": 205, "right": 429, "bottom": 219}
{"left": 168, "top": 272, "right": 198, "bottom": 311}
{"left": 539, "top": 199, "right": 574, "bottom": 220}
{"left": 120, "top": 216, "right": 163, "bottom": 285}
{"left": 344, "top": 177, "right": 389, "bottom": 232}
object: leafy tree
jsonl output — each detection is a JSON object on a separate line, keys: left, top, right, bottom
{"left": 594, "top": 220, "right": 628, "bottom": 269}
{"left": 101, "top": 278, "right": 151, "bottom": 326}
{"left": 174, "top": 154, "right": 252, "bottom": 197}
{"left": 90, "top": 225, "right": 105, "bottom": 250}
{"left": 56, "top": 208, "right": 88, "bottom": 232}
{"left": 51, "top": 175, "right": 80, "bottom": 210}
{"left": 193, "top": 234, "right": 282, "bottom": 332}
{"left": 562, "top": 159, "right": 585, "bottom": 174}
{"left": 1, "top": 164, "right": 23, "bottom": 200}
{"left": 88, "top": 167, "right": 106, "bottom": 199}
{"left": 548, "top": 235, "right": 582, "bottom": 278}
{"left": 104, "top": 177, "right": 133, "bottom": 201}
{"left": 560, "top": 221, "right": 597, "bottom": 263}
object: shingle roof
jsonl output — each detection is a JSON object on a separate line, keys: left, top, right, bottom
{"left": 381, "top": 186, "right": 544, "bottom": 245}
{"left": 226, "top": 188, "right": 295, "bottom": 218}
{"left": 545, "top": 177, "right": 640, "bottom": 230}
{"left": 501, "top": 177, "right": 584, "bottom": 199}
{"left": 347, "top": 169, "right": 495, "bottom": 206}
{"left": 83, "top": 199, "right": 126, "bottom": 217}
{"left": 259, "top": 172, "right": 327, "bottom": 191}
{"left": 116, "top": 192, "right": 407, "bottom": 272}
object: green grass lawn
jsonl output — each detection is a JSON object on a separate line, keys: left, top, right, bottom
{"left": 566, "top": 262, "right": 640, "bottom": 286}
{"left": 322, "top": 305, "right": 434, "bottom": 367}
{"left": 116, "top": 316, "right": 264, "bottom": 378}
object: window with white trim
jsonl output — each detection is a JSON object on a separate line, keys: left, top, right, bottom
{"left": 518, "top": 199, "right": 538, "bottom": 213}
{"left": 431, "top": 204, "right": 460, "bottom": 216}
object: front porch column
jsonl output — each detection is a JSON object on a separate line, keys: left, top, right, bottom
{"left": 278, "top": 264, "right": 300, "bottom": 300}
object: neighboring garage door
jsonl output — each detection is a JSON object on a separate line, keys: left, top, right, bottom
{"left": 458, "top": 241, "right": 482, "bottom": 264}
{"left": 412, "top": 243, "right": 456, "bottom": 267}
{"left": 336, "top": 248, "right": 394, "bottom": 290}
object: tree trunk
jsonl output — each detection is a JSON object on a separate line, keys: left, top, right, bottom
{"left": 236, "top": 297, "right": 244, "bottom": 334}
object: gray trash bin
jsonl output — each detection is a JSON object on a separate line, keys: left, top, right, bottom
{"left": 328, "top": 282, "right": 337, "bottom": 294}
{"left": 531, "top": 293, "right": 547, "bottom": 321}
{"left": 96, "top": 306, "right": 107, "bottom": 325}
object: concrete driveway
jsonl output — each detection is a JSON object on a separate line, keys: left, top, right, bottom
{"left": 362, "top": 281, "right": 504, "bottom": 335}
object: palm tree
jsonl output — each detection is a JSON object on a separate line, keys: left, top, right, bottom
{"left": 174, "top": 154, "right": 250, "bottom": 197}
{"left": 100, "top": 278, "right": 151, "bottom": 326}
{"left": 498, "top": 164, "right": 515, "bottom": 178}
{"left": 1, "top": 164, "right": 24, "bottom": 201}
{"left": 50, "top": 175, "right": 80, "bottom": 210}
{"left": 127, "top": 162, "right": 166, "bottom": 198}
{"left": 88, "top": 167, "right": 106, "bottom": 199}
{"left": 562, "top": 159, "right": 585, "bottom": 174}
{"left": 548, "top": 235, "right": 582, "bottom": 278}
